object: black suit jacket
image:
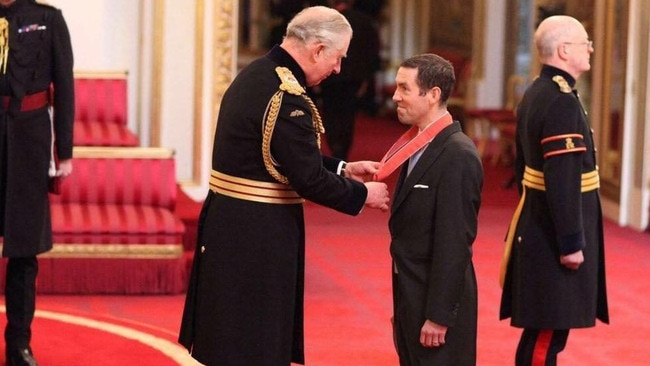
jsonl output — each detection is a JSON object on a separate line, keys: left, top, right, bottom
{"left": 389, "top": 122, "right": 482, "bottom": 365}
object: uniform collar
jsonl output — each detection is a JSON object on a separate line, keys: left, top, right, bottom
{"left": 540, "top": 64, "right": 576, "bottom": 88}
{"left": 266, "top": 45, "right": 308, "bottom": 89}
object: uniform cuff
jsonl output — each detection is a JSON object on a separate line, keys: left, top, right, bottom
{"left": 558, "top": 231, "right": 586, "bottom": 255}
{"left": 337, "top": 161, "right": 347, "bottom": 176}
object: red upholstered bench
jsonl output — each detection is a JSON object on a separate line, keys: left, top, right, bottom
{"left": 73, "top": 71, "right": 139, "bottom": 147}
{"left": 35, "top": 146, "right": 186, "bottom": 294}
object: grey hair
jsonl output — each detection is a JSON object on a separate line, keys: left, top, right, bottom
{"left": 285, "top": 6, "right": 352, "bottom": 51}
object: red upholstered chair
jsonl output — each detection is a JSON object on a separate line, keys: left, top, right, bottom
{"left": 73, "top": 71, "right": 139, "bottom": 147}
{"left": 37, "top": 146, "right": 186, "bottom": 294}
{"left": 465, "top": 75, "right": 527, "bottom": 163}
{"left": 484, "top": 109, "right": 516, "bottom": 166}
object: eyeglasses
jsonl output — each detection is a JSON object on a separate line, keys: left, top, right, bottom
{"left": 563, "top": 40, "right": 594, "bottom": 49}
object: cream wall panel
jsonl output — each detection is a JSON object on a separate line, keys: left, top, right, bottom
{"left": 49, "top": 0, "right": 141, "bottom": 141}
{"left": 158, "top": 1, "right": 197, "bottom": 182}
{"left": 473, "top": 0, "right": 505, "bottom": 108}
{"left": 46, "top": 0, "right": 206, "bottom": 187}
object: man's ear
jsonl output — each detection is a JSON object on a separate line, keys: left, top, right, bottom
{"left": 429, "top": 87, "right": 442, "bottom": 103}
{"left": 312, "top": 43, "right": 327, "bottom": 61}
{"left": 558, "top": 44, "right": 569, "bottom": 60}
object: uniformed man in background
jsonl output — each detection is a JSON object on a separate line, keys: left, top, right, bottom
{"left": 499, "top": 15, "right": 609, "bottom": 365}
{"left": 0, "top": 1, "right": 74, "bottom": 365}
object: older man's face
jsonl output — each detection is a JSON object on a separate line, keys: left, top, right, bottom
{"left": 305, "top": 37, "right": 350, "bottom": 87}
{"left": 562, "top": 26, "right": 593, "bottom": 78}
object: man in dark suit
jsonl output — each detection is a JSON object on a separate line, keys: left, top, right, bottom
{"left": 0, "top": 1, "right": 74, "bottom": 365}
{"left": 379, "top": 54, "right": 483, "bottom": 365}
{"left": 178, "top": 6, "right": 389, "bottom": 366}
{"left": 499, "top": 15, "right": 609, "bottom": 365}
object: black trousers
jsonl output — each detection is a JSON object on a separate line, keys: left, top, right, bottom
{"left": 516, "top": 329, "right": 569, "bottom": 366}
{"left": 4, "top": 256, "right": 38, "bottom": 350}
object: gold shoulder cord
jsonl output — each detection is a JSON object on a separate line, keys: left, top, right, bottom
{"left": 262, "top": 67, "right": 325, "bottom": 185}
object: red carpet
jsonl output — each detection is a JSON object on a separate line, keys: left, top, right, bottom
{"left": 1, "top": 113, "right": 649, "bottom": 365}
{"left": 1, "top": 296, "right": 194, "bottom": 365}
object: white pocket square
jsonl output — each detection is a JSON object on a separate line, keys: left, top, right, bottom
{"left": 413, "top": 184, "right": 429, "bottom": 189}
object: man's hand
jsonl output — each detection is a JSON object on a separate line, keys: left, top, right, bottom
{"left": 560, "top": 250, "right": 584, "bottom": 270}
{"left": 420, "top": 319, "right": 447, "bottom": 348}
{"left": 345, "top": 161, "right": 380, "bottom": 182}
{"left": 363, "top": 181, "right": 389, "bottom": 212}
{"left": 57, "top": 159, "right": 73, "bottom": 178}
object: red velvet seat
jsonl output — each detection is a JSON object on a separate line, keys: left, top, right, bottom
{"left": 50, "top": 204, "right": 184, "bottom": 245}
{"left": 73, "top": 71, "right": 139, "bottom": 147}
{"left": 74, "top": 120, "right": 139, "bottom": 146}
{"left": 38, "top": 147, "right": 186, "bottom": 294}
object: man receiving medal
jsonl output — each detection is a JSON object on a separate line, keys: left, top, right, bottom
{"left": 377, "top": 53, "right": 483, "bottom": 366}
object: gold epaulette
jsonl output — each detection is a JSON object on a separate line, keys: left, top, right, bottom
{"left": 552, "top": 75, "right": 572, "bottom": 93}
{"left": 276, "top": 67, "right": 305, "bottom": 95}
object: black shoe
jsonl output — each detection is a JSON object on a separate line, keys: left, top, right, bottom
{"left": 5, "top": 348, "right": 38, "bottom": 366}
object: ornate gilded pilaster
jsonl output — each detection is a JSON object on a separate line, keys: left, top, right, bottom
{"left": 212, "top": 0, "right": 236, "bottom": 135}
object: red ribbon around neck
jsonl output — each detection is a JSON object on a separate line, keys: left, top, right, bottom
{"left": 374, "top": 112, "right": 453, "bottom": 181}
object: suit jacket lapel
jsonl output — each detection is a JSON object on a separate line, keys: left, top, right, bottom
{"left": 394, "top": 162, "right": 408, "bottom": 199}
{"left": 391, "top": 122, "right": 461, "bottom": 213}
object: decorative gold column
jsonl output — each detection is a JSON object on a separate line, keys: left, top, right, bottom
{"left": 212, "top": 0, "right": 237, "bottom": 137}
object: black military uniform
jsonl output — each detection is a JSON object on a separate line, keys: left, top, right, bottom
{"left": 0, "top": 1, "right": 74, "bottom": 364}
{"left": 499, "top": 65, "right": 608, "bottom": 364}
{"left": 179, "top": 45, "right": 367, "bottom": 366}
